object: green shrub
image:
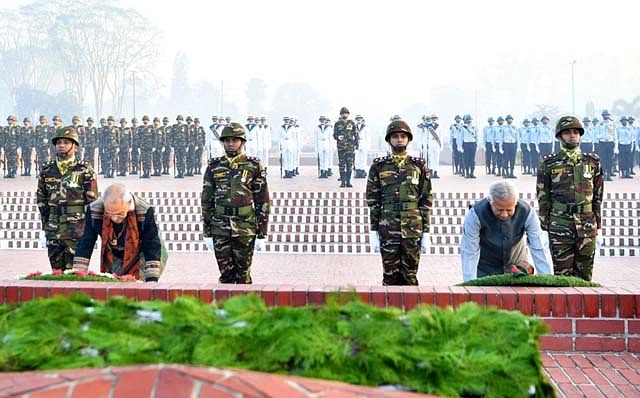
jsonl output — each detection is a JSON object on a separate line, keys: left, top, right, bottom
{"left": 459, "top": 274, "right": 600, "bottom": 287}
{"left": 0, "top": 294, "right": 555, "bottom": 398}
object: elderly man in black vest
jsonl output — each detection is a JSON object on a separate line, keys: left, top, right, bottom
{"left": 460, "top": 180, "right": 552, "bottom": 281}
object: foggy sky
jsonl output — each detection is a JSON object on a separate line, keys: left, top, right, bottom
{"left": 4, "top": 0, "right": 640, "bottom": 127}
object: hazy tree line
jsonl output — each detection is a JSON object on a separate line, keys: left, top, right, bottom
{"left": 0, "top": 0, "right": 160, "bottom": 120}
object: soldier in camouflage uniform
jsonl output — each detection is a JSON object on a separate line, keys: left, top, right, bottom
{"left": 171, "top": 115, "right": 188, "bottom": 178}
{"left": 201, "top": 122, "right": 270, "bottom": 284}
{"left": 118, "top": 118, "right": 132, "bottom": 176}
{"left": 161, "top": 117, "right": 172, "bottom": 175}
{"left": 151, "top": 117, "right": 163, "bottom": 176}
{"left": 130, "top": 117, "right": 140, "bottom": 175}
{"left": 20, "top": 117, "right": 35, "bottom": 176}
{"left": 34, "top": 115, "right": 53, "bottom": 172}
{"left": 4, "top": 115, "right": 20, "bottom": 178}
{"left": 102, "top": 116, "right": 119, "bottom": 178}
{"left": 185, "top": 116, "right": 196, "bottom": 176}
{"left": 194, "top": 117, "right": 206, "bottom": 174}
{"left": 333, "top": 106, "right": 359, "bottom": 187}
{"left": 84, "top": 117, "right": 98, "bottom": 170}
{"left": 537, "top": 116, "right": 604, "bottom": 281}
{"left": 37, "top": 127, "right": 98, "bottom": 270}
{"left": 138, "top": 115, "right": 154, "bottom": 178}
{"left": 366, "top": 120, "right": 433, "bottom": 285}
{"left": 71, "top": 116, "right": 85, "bottom": 162}
{"left": 97, "top": 118, "right": 107, "bottom": 174}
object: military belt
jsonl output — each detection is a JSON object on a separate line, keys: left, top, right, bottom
{"left": 215, "top": 205, "right": 253, "bottom": 217}
{"left": 382, "top": 202, "right": 418, "bottom": 211}
{"left": 54, "top": 205, "right": 85, "bottom": 215}
{"left": 552, "top": 202, "right": 592, "bottom": 214}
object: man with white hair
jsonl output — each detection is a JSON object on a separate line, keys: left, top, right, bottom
{"left": 72, "top": 183, "right": 164, "bottom": 281}
{"left": 460, "top": 180, "right": 552, "bottom": 281}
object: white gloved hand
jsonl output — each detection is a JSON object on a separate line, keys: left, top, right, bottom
{"left": 161, "top": 147, "right": 166, "bottom": 153}
{"left": 137, "top": 148, "right": 141, "bottom": 154}
{"left": 459, "top": 148, "right": 464, "bottom": 154}
{"left": 195, "top": 146, "right": 199, "bottom": 151}
{"left": 186, "top": 147, "right": 190, "bottom": 153}
{"left": 152, "top": 148, "right": 156, "bottom": 152}
{"left": 254, "top": 238, "right": 266, "bottom": 251}
{"left": 39, "top": 233, "right": 47, "bottom": 249}
{"left": 500, "top": 148, "right": 504, "bottom": 154}
{"left": 596, "top": 234, "right": 605, "bottom": 248}
{"left": 369, "top": 231, "right": 380, "bottom": 253}
{"left": 614, "top": 146, "right": 619, "bottom": 155}
{"left": 116, "top": 148, "right": 120, "bottom": 153}
{"left": 204, "top": 237, "right": 214, "bottom": 251}
{"left": 420, "top": 232, "right": 432, "bottom": 254}
{"left": 128, "top": 148, "right": 132, "bottom": 153}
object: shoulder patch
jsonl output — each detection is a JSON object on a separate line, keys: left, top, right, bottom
{"left": 542, "top": 153, "right": 556, "bottom": 161}
{"left": 42, "top": 161, "right": 56, "bottom": 170}
{"left": 409, "top": 156, "right": 425, "bottom": 165}
{"left": 245, "top": 156, "right": 260, "bottom": 163}
{"left": 208, "top": 157, "right": 222, "bottom": 165}
{"left": 373, "top": 156, "right": 390, "bottom": 164}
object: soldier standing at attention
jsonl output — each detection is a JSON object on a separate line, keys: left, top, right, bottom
{"left": 580, "top": 117, "right": 595, "bottom": 154}
{"left": 354, "top": 114, "right": 369, "bottom": 178}
{"left": 103, "top": 116, "right": 119, "bottom": 179}
{"left": 71, "top": 116, "right": 85, "bottom": 162}
{"left": 615, "top": 116, "right": 633, "bottom": 179}
{"left": 595, "top": 109, "right": 616, "bottom": 181}
{"left": 84, "top": 117, "right": 98, "bottom": 170}
{"left": 194, "top": 117, "right": 206, "bottom": 175}
{"left": 118, "top": 118, "right": 132, "bottom": 176}
{"left": 201, "top": 123, "right": 270, "bottom": 284}
{"left": 35, "top": 115, "right": 53, "bottom": 171}
{"left": 161, "top": 117, "right": 172, "bottom": 175}
{"left": 366, "top": 120, "right": 433, "bottom": 286}
{"left": 130, "top": 117, "right": 140, "bottom": 175}
{"left": 458, "top": 114, "right": 478, "bottom": 178}
{"left": 138, "top": 115, "right": 154, "bottom": 178}
{"left": 483, "top": 117, "right": 495, "bottom": 175}
{"left": 20, "top": 117, "right": 35, "bottom": 176}
{"left": 151, "top": 117, "right": 163, "bottom": 176}
{"left": 185, "top": 116, "right": 196, "bottom": 176}
{"left": 37, "top": 127, "right": 98, "bottom": 270}
{"left": 537, "top": 116, "right": 604, "bottom": 281}
{"left": 449, "top": 115, "right": 463, "bottom": 176}
{"left": 4, "top": 115, "right": 20, "bottom": 178}
{"left": 333, "top": 106, "right": 358, "bottom": 187}
{"left": 171, "top": 115, "right": 188, "bottom": 178}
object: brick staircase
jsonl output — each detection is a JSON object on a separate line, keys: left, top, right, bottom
{"left": 1, "top": 191, "right": 638, "bottom": 256}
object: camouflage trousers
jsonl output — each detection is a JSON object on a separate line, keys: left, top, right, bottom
{"left": 162, "top": 150, "right": 171, "bottom": 170}
{"left": 131, "top": 150, "right": 139, "bottom": 173}
{"left": 153, "top": 151, "right": 162, "bottom": 173}
{"left": 380, "top": 237, "right": 421, "bottom": 285}
{"left": 36, "top": 149, "right": 50, "bottom": 170}
{"left": 550, "top": 230, "right": 596, "bottom": 281}
{"left": 213, "top": 234, "right": 256, "bottom": 284}
{"left": 336, "top": 146, "right": 355, "bottom": 174}
{"left": 118, "top": 150, "right": 130, "bottom": 174}
{"left": 186, "top": 145, "right": 196, "bottom": 171}
{"left": 47, "top": 239, "right": 77, "bottom": 270}
{"left": 174, "top": 148, "right": 186, "bottom": 175}
{"left": 141, "top": 151, "right": 153, "bottom": 173}
{"left": 84, "top": 147, "right": 96, "bottom": 169}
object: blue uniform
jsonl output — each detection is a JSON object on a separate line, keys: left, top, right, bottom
{"left": 518, "top": 125, "right": 532, "bottom": 174}
{"left": 616, "top": 125, "right": 634, "bottom": 178}
{"left": 595, "top": 118, "right": 616, "bottom": 180}
{"left": 450, "top": 122, "right": 463, "bottom": 174}
{"left": 458, "top": 123, "right": 478, "bottom": 178}
{"left": 498, "top": 123, "right": 518, "bottom": 177}
{"left": 483, "top": 124, "right": 494, "bottom": 174}
{"left": 529, "top": 123, "right": 540, "bottom": 173}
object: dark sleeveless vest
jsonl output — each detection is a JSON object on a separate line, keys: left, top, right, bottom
{"left": 473, "top": 198, "right": 530, "bottom": 277}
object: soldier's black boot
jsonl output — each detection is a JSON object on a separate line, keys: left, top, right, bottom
{"left": 433, "top": 171, "right": 439, "bottom": 179}
{"left": 339, "top": 172, "right": 346, "bottom": 187}
{"left": 327, "top": 168, "right": 333, "bottom": 176}
{"left": 345, "top": 171, "right": 353, "bottom": 187}
{"left": 470, "top": 169, "right": 476, "bottom": 179}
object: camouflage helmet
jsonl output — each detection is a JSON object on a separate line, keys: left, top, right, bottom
{"left": 176, "top": 114, "right": 184, "bottom": 121}
{"left": 53, "top": 115, "right": 62, "bottom": 122}
{"left": 194, "top": 117, "right": 200, "bottom": 123}
{"left": 23, "top": 117, "right": 31, "bottom": 123}
{"left": 87, "top": 117, "right": 94, "bottom": 123}
{"left": 120, "top": 117, "right": 127, "bottom": 124}
{"left": 555, "top": 115, "right": 584, "bottom": 137}
{"left": 219, "top": 122, "right": 246, "bottom": 141}
{"left": 142, "top": 115, "right": 150, "bottom": 121}
{"left": 454, "top": 115, "right": 462, "bottom": 121}
{"left": 107, "top": 115, "right": 115, "bottom": 122}
{"left": 186, "top": 116, "right": 193, "bottom": 122}
{"left": 153, "top": 116, "right": 160, "bottom": 122}
{"left": 39, "top": 115, "right": 47, "bottom": 121}
{"left": 99, "top": 117, "right": 106, "bottom": 124}
{"left": 72, "top": 115, "right": 80, "bottom": 122}
{"left": 162, "top": 116, "right": 170, "bottom": 123}
{"left": 131, "top": 117, "right": 138, "bottom": 123}
{"left": 51, "top": 126, "right": 80, "bottom": 146}
{"left": 340, "top": 106, "right": 349, "bottom": 114}
{"left": 6, "top": 115, "right": 16, "bottom": 122}
{"left": 385, "top": 120, "right": 413, "bottom": 142}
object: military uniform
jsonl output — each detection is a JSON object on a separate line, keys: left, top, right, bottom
{"left": 84, "top": 118, "right": 98, "bottom": 170}
{"left": 130, "top": 118, "right": 140, "bottom": 174}
{"left": 4, "top": 116, "right": 20, "bottom": 178}
{"left": 34, "top": 117, "right": 53, "bottom": 171}
{"left": 366, "top": 120, "right": 433, "bottom": 286}
{"left": 499, "top": 115, "right": 518, "bottom": 178}
{"left": 354, "top": 115, "right": 369, "bottom": 178}
{"left": 71, "top": 117, "right": 85, "bottom": 162}
{"left": 536, "top": 116, "right": 604, "bottom": 281}
{"left": 117, "top": 119, "right": 132, "bottom": 176}
{"left": 458, "top": 115, "right": 478, "bottom": 178}
{"left": 185, "top": 116, "right": 196, "bottom": 176}
{"left": 19, "top": 118, "right": 35, "bottom": 176}
{"left": 201, "top": 123, "right": 270, "bottom": 284}
{"left": 279, "top": 117, "right": 296, "bottom": 178}
{"left": 36, "top": 127, "right": 98, "bottom": 270}
{"left": 256, "top": 117, "right": 271, "bottom": 170}
{"left": 449, "top": 116, "right": 463, "bottom": 175}
{"left": 161, "top": 117, "right": 172, "bottom": 174}
{"left": 615, "top": 116, "right": 634, "bottom": 179}
{"left": 152, "top": 117, "right": 163, "bottom": 176}
{"left": 194, "top": 118, "right": 206, "bottom": 174}
{"left": 171, "top": 115, "right": 188, "bottom": 178}
{"left": 333, "top": 107, "right": 359, "bottom": 187}
{"left": 138, "top": 116, "right": 155, "bottom": 178}
{"left": 518, "top": 119, "right": 531, "bottom": 175}
{"left": 101, "top": 117, "right": 119, "bottom": 178}
{"left": 483, "top": 118, "right": 495, "bottom": 175}
{"left": 595, "top": 110, "right": 616, "bottom": 180}
{"left": 315, "top": 116, "right": 333, "bottom": 178}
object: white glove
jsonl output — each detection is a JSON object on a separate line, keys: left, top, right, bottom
{"left": 39, "top": 233, "right": 47, "bottom": 249}
{"left": 128, "top": 147, "right": 132, "bottom": 153}
{"left": 536, "top": 145, "right": 540, "bottom": 153}
{"left": 204, "top": 237, "right": 214, "bottom": 251}
{"left": 500, "top": 147, "right": 504, "bottom": 154}
{"left": 517, "top": 146, "right": 521, "bottom": 153}
{"left": 137, "top": 148, "right": 141, "bottom": 154}
{"left": 614, "top": 146, "right": 619, "bottom": 155}
{"left": 369, "top": 231, "right": 380, "bottom": 253}
{"left": 161, "top": 147, "right": 166, "bottom": 153}
{"left": 459, "top": 147, "right": 464, "bottom": 154}
{"left": 195, "top": 146, "right": 199, "bottom": 151}
{"left": 254, "top": 238, "right": 266, "bottom": 251}
{"left": 152, "top": 148, "right": 156, "bottom": 152}
{"left": 186, "top": 147, "right": 190, "bottom": 153}
{"left": 420, "top": 232, "right": 432, "bottom": 254}
{"left": 596, "top": 234, "right": 604, "bottom": 248}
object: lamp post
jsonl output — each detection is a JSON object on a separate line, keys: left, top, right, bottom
{"left": 570, "top": 60, "right": 576, "bottom": 114}
{"left": 132, "top": 71, "right": 136, "bottom": 119}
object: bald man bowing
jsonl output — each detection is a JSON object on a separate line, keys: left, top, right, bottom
{"left": 73, "top": 183, "right": 164, "bottom": 281}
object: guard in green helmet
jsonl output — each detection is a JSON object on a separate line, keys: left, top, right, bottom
{"left": 37, "top": 126, "right": 99, "bottom": 270}
{"left": 537, "top": 115, "right": 604, "bottom": 281}
{"left": 201, "top": 122, "right": 270, "bottom": 283}
{"left": 366, "top": 119, "right": 433, "bottom": 285}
